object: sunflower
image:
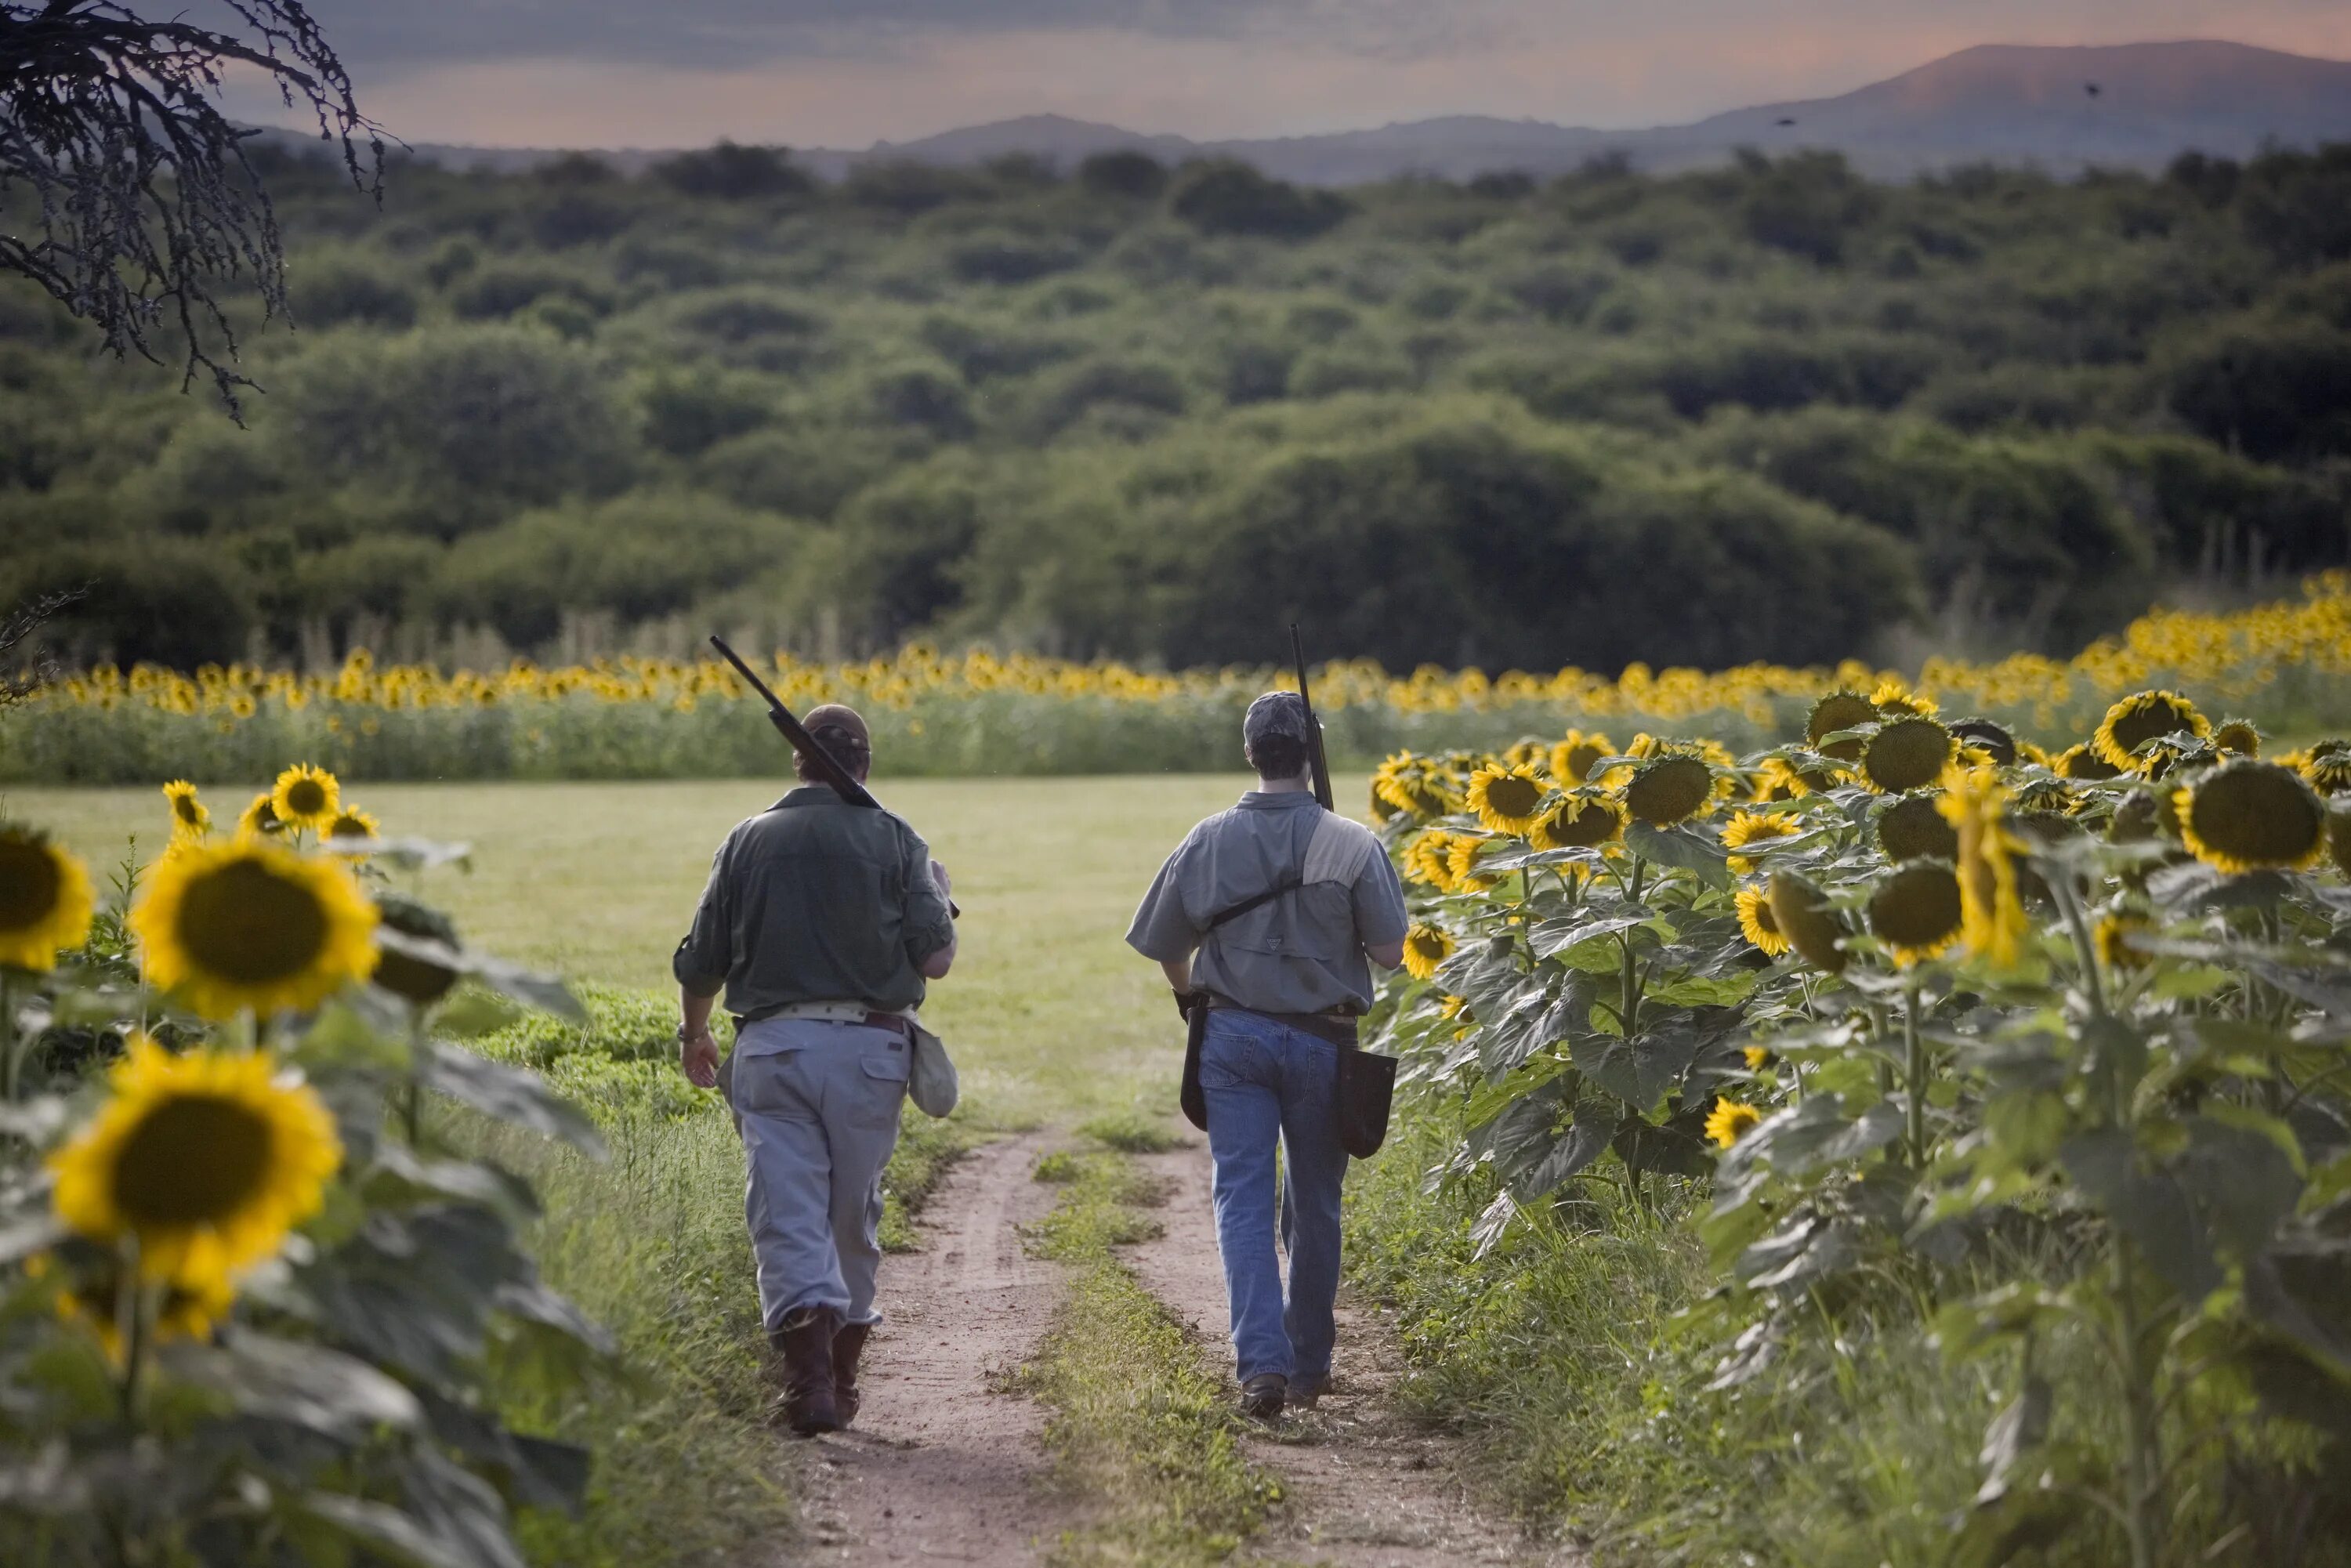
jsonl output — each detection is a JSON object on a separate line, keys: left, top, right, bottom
{"left": 1878, "top": 791, "right": 1959, "bottom": 863}
{"left": 2212, "top": 720, "right": 2260, "bottom": 758}
{"left": 162, "top": 780, "right": 211, "bottom": 841}
{"left": 2333, "top": 809, "right": 2351, "bottom": 881}
{"left": 2053, "top": 743, "right": 2122, "bottom": 782}
{"left": 1532, "top": 789, "right": 1625, "bottom": 851}
{"left": 324, "top": 806, "right": 380, "bottom": 853}
{"left": 0, "top": 827, "right": 97, "bottom": 973}
{"left": 1735, "top": 883, "right": 1788, "bottom": 957}
{"left": 237, "top": 793, "right": 283, "bottom": 839}
{"left": 1768, "top": 871, "right": 1847, "bottom": 974}
{"left": 1503, "top": 739, "right": 1551, "bottom": 773}
{"left": 1871, "top": 680, "right": 1937, "bottom": 718}
{"left": 1550, "top": 731, "right": 1615, "bottom": 786}
{"left": 1448, "top": 835, "right": 1503, "bottom": 892}
{"left": 1751, "top": 757, "right": 1805, "bottom": 802}
{"left": 1806, "top": 691, "right": 1878, "bottom": 762}
{"left": 1867, "top": 861, "right": 1964, "bottom": 965}
{"left": 1405, "top": 830, "right": 1459, "bottom": 891}
{"left": 2173, "top": 760, "right": 2327, "bottom": 875}
{"left": 1939, "top": 766, "right": 2031, "bottom": 969}
{"left": 1859, "top": 716, "right": 1956, "bottom": 795}
{"left": 50, "top": 1036, "right": 342, "bottom": 1282}
{"left": 2301, "top": 740, "right": 2351, "bottom": 795}
{"left": 1743, "top": 1045, "right": 1773, "bottom": 1071}
{"left": 2095, "top": 913, "right": 2154, "bottom": 973}
{"left": 1624, "top": 751, "right": 1716, "bottom": 828}
{"left": 1947, "top": 717, "right": 2018, "bottom": 768}
{"left": 372, "top": 894, "right": 462, "bottom": 1007}
{"left": 1706, "top": 1098, "right": 1762, "bottom": 1149}
{"left": 1465, "top": 764, "right": 1549, "bottom": 837}
{"left": 270, "top": 764, "right": 342, "bottom": 834}
{"left": 33, "top": 1250, "right": 234, "bottom": 1363}
{"left": 2092, "top": 690, "right": 2210, "bottom": 773}
{"left": 1720, "top": 810, "right": 1798, "bottom": 874}
{"left": 1400, "top": 923, "right": 1454, "bottom": 981}
{"left": 131, "top": 838, "right": 379, "bottom": 1019}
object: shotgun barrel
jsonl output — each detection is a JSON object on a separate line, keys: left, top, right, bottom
{"left": 1289, "top": 623, "right": 1335, "bottom": 813}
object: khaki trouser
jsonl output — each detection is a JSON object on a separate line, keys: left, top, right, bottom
{"left": 728, "top": 1017, "right": 910, "bottom": 1334}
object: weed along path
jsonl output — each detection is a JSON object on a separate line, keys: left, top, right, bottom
{"left": 780, "top": 1132, "right": 1072, "bottom": 1568}
{"left": 1129, "top": 1143, "right": 1575, "bottom": 1568}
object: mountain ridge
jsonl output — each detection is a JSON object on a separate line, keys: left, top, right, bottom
{"left": 377, "top": 39, "right": 2351, "bottom": 184}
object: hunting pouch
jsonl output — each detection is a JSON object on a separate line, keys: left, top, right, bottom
{"left": 1178, "top": 857, "right": 1398, "bottom": 1157}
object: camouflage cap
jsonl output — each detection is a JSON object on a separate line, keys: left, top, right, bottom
{"left": 1243, "top": 690, "right": 1312, "bottom": 750}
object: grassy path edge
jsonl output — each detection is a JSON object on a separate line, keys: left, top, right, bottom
{"left": 1023, "top": 1146, "right": 1284, "bottom": 1566}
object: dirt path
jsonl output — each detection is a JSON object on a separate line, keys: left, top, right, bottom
{"left": 1129, "top": 1143, "right": 1581, "bottom": 1568}
{"left": 779, "top": 1132, "right": 1070, "bottom": 1567}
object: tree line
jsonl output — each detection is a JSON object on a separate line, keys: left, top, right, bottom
{"left": 2, "top": 139, "right": 2348, "bottom": 673}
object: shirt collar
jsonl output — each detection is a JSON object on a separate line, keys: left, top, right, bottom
{"left": 773, "top": 785, "right": 839, "bottom": 809}
{"left": 1237, "top": 790, "right": 1320, "bottom": 811}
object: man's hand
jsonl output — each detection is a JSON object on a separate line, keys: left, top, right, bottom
{"left": 680, "top": 1026, "right": 722, "bottom": 1089}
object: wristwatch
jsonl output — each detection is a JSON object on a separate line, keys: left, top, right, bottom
{"left": 676, "top": 1023, "right": 712, "bottom": 1044}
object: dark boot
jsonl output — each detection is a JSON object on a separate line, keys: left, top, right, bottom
{"left": 832, "top": 1320, "right": 872, "bottom": 1427}
{"left": 1240, "top": 1372, "right": 1287, "bottom": 1424}
{"left": 770, "top": 1306, "right": 841, "bottom": 1436}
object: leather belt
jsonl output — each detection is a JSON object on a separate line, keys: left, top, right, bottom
{"left": 1204, "top": 998, "right": 1360, "bottom": 1046}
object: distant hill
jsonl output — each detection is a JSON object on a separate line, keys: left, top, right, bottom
{"left": 357, "top": 39, "right": 2351, "bottom": 185}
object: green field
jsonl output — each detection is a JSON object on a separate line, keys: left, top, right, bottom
{"left": 8, "top": 773, "right": 1266, "bottom": 1125}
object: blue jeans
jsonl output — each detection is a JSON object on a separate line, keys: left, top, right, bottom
{"left": 1198, "top": 1009, "right": 1349, "bottom": 1387}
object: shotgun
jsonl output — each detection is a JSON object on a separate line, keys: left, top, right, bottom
{"left": 708, "top": 634, "right": 958, "bottom": 914}
{"left": 1289, "top": 623, "right": 1335, "bottom": 813}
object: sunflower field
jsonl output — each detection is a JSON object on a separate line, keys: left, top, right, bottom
{"left": 0, "top": 768, "right": 617, "bottom": 1566}
{"left": 11, "top": 577, "right": 2351, "bottom": 787}
{"left": 1365, "top": 685, "right": 2351, "bottom": 1563}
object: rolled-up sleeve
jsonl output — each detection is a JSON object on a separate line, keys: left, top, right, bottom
{"left": 1352, "top": 845, "right": 1411, "bottom": 954}
{"left": 1124, "top": 837, "right": 1201, "bottom": 963}
{"left": 672, "top": 838, "right": 734, "bottom": 997}
{"left": 899, "top": 828, "right": 956, "bottom": 965}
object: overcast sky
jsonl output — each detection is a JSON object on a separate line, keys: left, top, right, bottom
{"left": 232, "top": 1, "right": 2351, "bottom": 148}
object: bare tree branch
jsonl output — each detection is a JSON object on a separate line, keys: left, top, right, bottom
{"left": 0, "top": 587, "right": 83, "bottom": 709}
{"left": 0, "top": 1, "right": 383, "bottom": 414}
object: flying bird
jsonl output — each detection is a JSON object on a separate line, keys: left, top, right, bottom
{"left": 1776, "top": 117, "right": 1798, "bottom": 127}
{"left": 2085, "top": 81, "right": 2102, "bottom": 98}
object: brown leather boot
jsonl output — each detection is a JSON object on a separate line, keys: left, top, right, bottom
{"left": 770, "top": 1307, "right": 841, "bottom": 1436}
{"left": 832, "top": 1320, "right": 872, "bottom": 1427}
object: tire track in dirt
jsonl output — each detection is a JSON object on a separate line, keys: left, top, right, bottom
{"left": 1129, "top": 1142, "right": 1582, "bottom": 1568}
{"left": 775, "top": 1132, "right": 1070, "bottom": 1568}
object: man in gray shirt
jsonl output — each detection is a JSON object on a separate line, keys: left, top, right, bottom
{"left": 674, "top": 703, "right": 957, "bottom": 1435}
{"left": 1127, "top": 692, "right": 1409, "bottom": 1421}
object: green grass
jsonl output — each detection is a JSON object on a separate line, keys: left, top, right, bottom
{"left": 1025, "top": 1152, "right": 1282, "bottom": 1566}
{"left": 475, "top": 1111, "right": 794, "bottom": 1568}
{"left": 1076, "top": 1109, "right": 1186, "bottom": 1154}
{"left": 9, "top": 773, "right": 1284, "bottom": 1127}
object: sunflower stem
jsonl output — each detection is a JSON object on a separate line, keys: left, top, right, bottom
{"left": 404, "top": 1012, "right": 426, "bottom": 1146}
{"left": 0, "top": 971, "right": 19, "bottom": 1103}
{"left": 1902, "top": 972, "right": 1927, "bottom": 1169}
{"left": 116, "top": 1245, "right": 150, "bottom": 1428}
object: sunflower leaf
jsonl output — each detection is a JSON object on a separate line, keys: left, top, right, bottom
{"left": 1623, "top": 822, "right": 1732, "bottom": 888}
{"left": 419, "top": 1044, "right": 606, "bottom": 1158}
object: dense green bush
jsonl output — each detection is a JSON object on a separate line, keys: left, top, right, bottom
{"left": 4, "top": 142, "right": 2350, "bottom": 675}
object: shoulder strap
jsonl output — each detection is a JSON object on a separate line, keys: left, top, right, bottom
{"left": 1203, "top": 872, "right": 1302, "bottom": 932}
